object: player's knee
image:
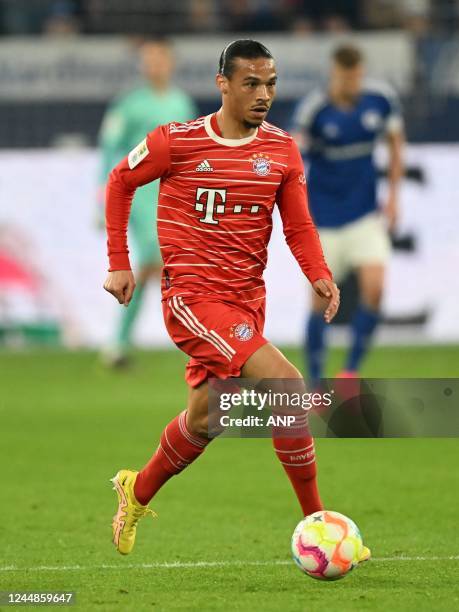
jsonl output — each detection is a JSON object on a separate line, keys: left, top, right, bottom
{"left": 259, "top": 358, "right": 303, "bottom": 387}
{"left": 243, "top": 344, "right": 303, "bottom": 379}
{"left": 363, "top": 287, "right": 383, "bottom": 310}
{"left": 186, "top": 384, "right": 210, "bottom": 438}
{"left": 186, "top": 410, "right": 209, "bottom": 438}
{"left": 276, "top": 360, "right": 302, "bottom": 380}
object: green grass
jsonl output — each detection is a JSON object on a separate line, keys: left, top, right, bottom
{"left": 0, "top": 346, "right": 458, "bottom": 611}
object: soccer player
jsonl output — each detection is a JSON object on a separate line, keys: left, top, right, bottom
{"left": 103, "top": 39, "right": 369, "bottom": 561}
{"left": 292, "top": 44, "right": 404, "bottom": 381}
{"left": 99, "top": 37, "right": 196, "bottom": 366}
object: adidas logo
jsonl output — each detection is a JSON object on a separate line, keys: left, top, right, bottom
{"left": 196, "top": 159, "right": 214, "bottom": 172}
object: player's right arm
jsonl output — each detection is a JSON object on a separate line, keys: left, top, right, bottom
{"left": 382, "top": 89, "right": 405, "bottom": 231}
{"left": 290, "top": 99, "right": 309, "bottom": 154}
{"left": 97, "top": 100, "right": 130, "bottom": 227}
{"left": 99, "top": 102, "right": 129, "bottom": 181}
{"left": 290, "top": 90, "right": 324, "bottom": 155}
{"left": 103, "top": 125, "right": 171, "bottom": 305}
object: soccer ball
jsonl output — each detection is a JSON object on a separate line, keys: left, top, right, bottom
{"left": 291, "top": 510, "right": 364, "bottom": 580}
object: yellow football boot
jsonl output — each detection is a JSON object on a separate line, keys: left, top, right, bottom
{"left": 359, "top": 545, "right": 371, "bottom": 563}
{"left": 111, "top": 469, "right": 156, "bottom": 555}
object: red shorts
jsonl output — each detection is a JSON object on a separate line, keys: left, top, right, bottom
{"left": 162, "top": 295, "right": 268, "bottom": 388}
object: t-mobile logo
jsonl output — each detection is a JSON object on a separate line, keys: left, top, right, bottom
{"left": 194, "top": 187, "right": 226, "bottom": 225}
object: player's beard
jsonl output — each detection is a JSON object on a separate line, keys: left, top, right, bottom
{"left": 243, "top": 118, "right": 263, "bottom": 129}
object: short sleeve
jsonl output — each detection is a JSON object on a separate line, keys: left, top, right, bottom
{"left": 291, "top": 89, "right": 326, "bottom": 134}
{"left": 382, "top": 86, "right": 404, "bottom": 135}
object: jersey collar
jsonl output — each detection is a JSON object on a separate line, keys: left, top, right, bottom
{"left": 204, "top": 113, "right": 258, "bottom": 147}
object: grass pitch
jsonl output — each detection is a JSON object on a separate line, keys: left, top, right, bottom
{"left": 1, "top": 345, "right": 458, "bottom": 611}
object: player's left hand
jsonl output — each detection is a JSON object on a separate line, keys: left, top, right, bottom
{"left": 313, "top": 279, "right": 340, "bottom": 324}
{"left": 383, "top": 192, "right": 398, "bottom": 231}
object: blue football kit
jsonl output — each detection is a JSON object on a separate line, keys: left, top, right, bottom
{"left": 292, "top": 80, "right": 403, "bottom": 228}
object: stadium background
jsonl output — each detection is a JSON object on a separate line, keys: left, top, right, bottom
{"left": 1, "top": 2, "right": 458, "bottom": 611}
{"left": 1, "top": 0, "right": 459, "bottom": 349}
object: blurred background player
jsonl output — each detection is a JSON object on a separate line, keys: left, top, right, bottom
{"left": 292, "top": 44, "right": 404, "bottom": 382}
{"left": 99, "top": 37, "right": 197, "bottom": 367}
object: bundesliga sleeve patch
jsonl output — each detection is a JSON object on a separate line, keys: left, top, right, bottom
{"left": 128, "top": 138, "right": 149, "bottom": 169}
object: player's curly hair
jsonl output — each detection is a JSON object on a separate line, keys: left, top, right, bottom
{"left": 218, "top": 39, "right": 273, "bottom": 79}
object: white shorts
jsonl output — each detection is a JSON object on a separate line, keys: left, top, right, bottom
{"left": 318, "top": 212, "right": 391, "bottom": 283}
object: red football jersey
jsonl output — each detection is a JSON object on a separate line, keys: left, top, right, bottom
{"left": 106, "top": 113, "right": 331, "bottom": 311}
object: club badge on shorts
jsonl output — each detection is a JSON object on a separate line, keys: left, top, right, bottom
{"left": 230, "top": 322, "right": 254, "bottom": 342}
{"left": 251, "top": 153, "right": 271, "bottom": 177}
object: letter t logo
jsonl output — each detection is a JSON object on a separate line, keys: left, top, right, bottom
{"left": 195, "top": 187, "right": 226, "bottom": 225}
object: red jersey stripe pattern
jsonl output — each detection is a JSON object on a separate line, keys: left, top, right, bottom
{"left": 105, "top": 113, "right": 331, "bottom": 315}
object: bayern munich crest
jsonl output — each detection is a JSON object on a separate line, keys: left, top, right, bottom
{"left": 230, "top": 322, "right": 254, "bottom": 342}
{"left": 251, "top": 153, "right": 271, "bottom": 177}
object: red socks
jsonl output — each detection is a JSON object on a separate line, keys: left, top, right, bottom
{"left": 133, "top": 409, "right": 322, "bottom": 517}
{"left": 134, "top": 410, "right": 210, "bottom": 505}
{"left": 273, "top": 436, "right": 323, "bottom": 516}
